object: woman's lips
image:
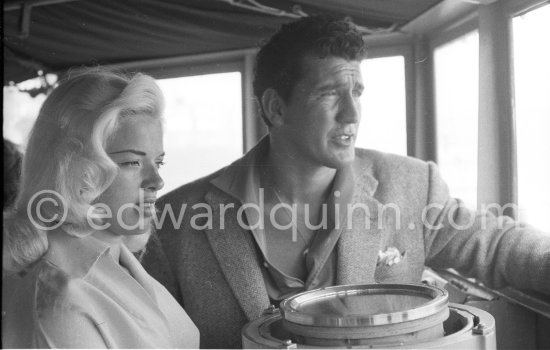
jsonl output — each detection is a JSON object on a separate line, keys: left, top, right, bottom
{"left": 137, "top": 199, "right": 156, "bottom": 216}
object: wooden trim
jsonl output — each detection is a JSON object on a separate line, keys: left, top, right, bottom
{"left": 411, "top": 37, "right": 436, "bottom": 162}
{"left": 101, "top": 48, "right": 258, "bottom": 79}
{"left": 242, "top": 53, "right": 266, "bottom": 152}
{"left": 4, "top": 0, "right": 80, "bottom": 11}
{"left": 476, "top": 1, "right": 517, "bottom": 215}
{"left": 402, "top": 0, "right": 478, "bottom": 36}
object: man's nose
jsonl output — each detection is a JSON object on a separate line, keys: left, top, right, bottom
{"left": 337, "top": 92, "right": 361, "bottom": 124}
{"left": 143, "top": 164, "right": 165, "bottom": 191}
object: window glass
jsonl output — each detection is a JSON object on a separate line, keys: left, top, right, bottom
{"left": 3, "top": 77, "right": 52, "bottom": 148}
{"left": 434, "top": 31, "right": 479, "bottom": 209}
{"left": 357, "top": 56, "right": 407, "bottom": 155}
{"left": 156, "top": 72, "right": 243, "bottom": 196}
{"left": 513, "top": 4, "right": 550, "bottom": 233}
{"left": 3, "top": 72, "right": 243, "bottom": 197}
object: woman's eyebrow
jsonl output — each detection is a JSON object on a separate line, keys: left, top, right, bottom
{"left": 108, "top": 150, "right": 165, "bottom": 157}
{"left": 108, "top": 149, "right": 146, "bottom": 156}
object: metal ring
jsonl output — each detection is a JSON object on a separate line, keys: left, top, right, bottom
{"left": 280, "top": 283, "right": 449, "bottom": 327}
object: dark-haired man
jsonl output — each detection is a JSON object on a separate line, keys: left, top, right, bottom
{"left": 143, "top": 16, "right": 550, "bottom": 348}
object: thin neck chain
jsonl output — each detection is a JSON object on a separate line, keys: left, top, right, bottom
{"left": 271, "top": 188, "right": 313, "bottom": 249}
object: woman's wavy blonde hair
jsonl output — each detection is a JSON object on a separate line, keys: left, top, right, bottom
{"left": 3, "top": 68, "right": 164, "bottom": 273}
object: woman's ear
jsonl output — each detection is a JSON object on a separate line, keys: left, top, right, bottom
{"left": 261, "top": 88, "right": 286, "bottom": 127}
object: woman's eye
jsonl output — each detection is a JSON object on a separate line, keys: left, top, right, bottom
{"left": 119, "top": 160, "right": 141, "bottom": 167}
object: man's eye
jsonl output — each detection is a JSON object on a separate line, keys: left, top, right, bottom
{"left": 156, "top": 161, "right": 166, "bottom": 169}
{"left": 352, "top": 89, "right": 363, "bottom": 98}
{"left": 321, "top": 90, "right": 338, "bottom": 97}
{"left": 119, "top": 160, "right": 141, "bottom": 167}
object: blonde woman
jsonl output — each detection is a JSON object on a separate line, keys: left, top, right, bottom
{"left": 2, "top": 69, "right": 199, "bottom": 348}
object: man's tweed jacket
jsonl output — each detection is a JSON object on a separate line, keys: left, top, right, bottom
{"left": 142, "top": 143, "right": 550, "bottom": 348}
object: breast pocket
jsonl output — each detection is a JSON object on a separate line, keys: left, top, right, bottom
{"left": 374, "top": 250, "right": 409, "bottom": 283}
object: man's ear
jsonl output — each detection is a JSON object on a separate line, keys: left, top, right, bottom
{"left": 261, "top": 88, "right": 286, "bottom": 127}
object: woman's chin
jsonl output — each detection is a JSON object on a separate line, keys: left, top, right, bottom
{"left": 122, "top": 231, "right": 152, "bottom": 253}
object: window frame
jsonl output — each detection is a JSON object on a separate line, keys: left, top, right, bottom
{"left": 104, "top": 48, "right": 263, "bottom": 154}
{"left": 359, "top": 44, "right": 413, "bottom": 156}
{"left": 508, "top": 1, "right": 550, "bottom": 230}
{"left": 419, "top": 0, "right": 548, "bottom": 212}
{"left": 106, "top": 0, "right": 549, "bottom": 213}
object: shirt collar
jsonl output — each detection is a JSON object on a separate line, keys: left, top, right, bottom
{"left": 210, "top": 135, "right": 269, "bottom": 203}
{"left": 44, "top": 230, "right": 112, "bottom": 279}
{"left": 210, "top": 136, "right": 379, "bottom": 202}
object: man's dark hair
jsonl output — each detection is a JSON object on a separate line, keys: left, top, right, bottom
{"left": 253, "top": 15, "right": 368, "bottom": 126}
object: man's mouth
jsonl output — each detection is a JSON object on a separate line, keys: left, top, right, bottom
{"left": 332, "top": 133, "right": 355, "bottom": 146}
{"left": 337, "top": 134, "right": 352, "bottom": 141}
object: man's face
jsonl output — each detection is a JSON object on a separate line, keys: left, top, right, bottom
{"left": 275, "top": 56, "right": 363, "bottom": 169}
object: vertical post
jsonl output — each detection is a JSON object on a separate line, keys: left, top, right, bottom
{"left": 403, "top": 45, "right": 416, "bottom": 158}
{"left": 477, "top": 1, "right": 517, "bottom": 216}
{"left": 412, "top": 36, "right": 437, "bottom": 162}
{"left": 18, "top": 4, "right": 32, "bottom": 38}
{"left": 242, "top": 52, "right": 267, "bottom": 153}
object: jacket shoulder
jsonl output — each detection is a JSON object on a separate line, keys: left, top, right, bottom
{"left": 34, "top": 261, "right": 92, "bottom": 313}
{"left": 4, "top": 261, "right": 90, "bottom": 325}
{"left": 355, "top": 148, "right": 429, "bottom": 175}
{"left": 354, "top": 148, "right": 435, "bottom": 199}
{"left": 2, "top": 262, "right": 91, "bottom": 348}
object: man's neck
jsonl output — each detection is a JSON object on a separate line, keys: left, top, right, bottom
{"left": 264, "top": 144, "right": 336, "bottom": 205}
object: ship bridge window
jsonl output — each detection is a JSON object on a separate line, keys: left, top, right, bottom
{"left": 513, "top": 4, "right": 550, "bottom": 233}
{"left": 3, "top": 77, "right": 51, "bottom": 148}
{"left": 356, "top": 56, "right": 407, "bottom": 156}
{"left": 3, "top": 72, "right": 244, "bottom": 198}
{"left": 156, "top": 72, "right": 243, "bottom": 196}
{"left": 434, "top": 30, "right": 479, "bottom": 209}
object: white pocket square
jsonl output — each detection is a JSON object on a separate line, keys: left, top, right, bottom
{"left": 377, "top": 247, "right": 406, "bottom": 267}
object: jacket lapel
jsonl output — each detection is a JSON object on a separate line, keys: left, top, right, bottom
{"left": 337, "top": 158, "right": 383, "bottom": 285}
{"left": 200, "top": 139, "right": 383, "bottom": 318}
{"left": 203, "top": 189, "right": 270, "bottom": 321}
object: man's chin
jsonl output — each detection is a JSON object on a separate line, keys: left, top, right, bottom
{"left": 330, "top": 148, "right": 356, "bottom": 167}
{"left": 325, "top": 156, "right": 355, "bottom": 170}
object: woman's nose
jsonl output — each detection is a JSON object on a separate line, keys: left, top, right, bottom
{"left": 143, "top": 163, "right": 165, "bottom": 191}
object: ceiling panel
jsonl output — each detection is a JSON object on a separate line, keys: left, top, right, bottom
{"left": 3, "top": 0, "right": 442, "bottom": 84}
